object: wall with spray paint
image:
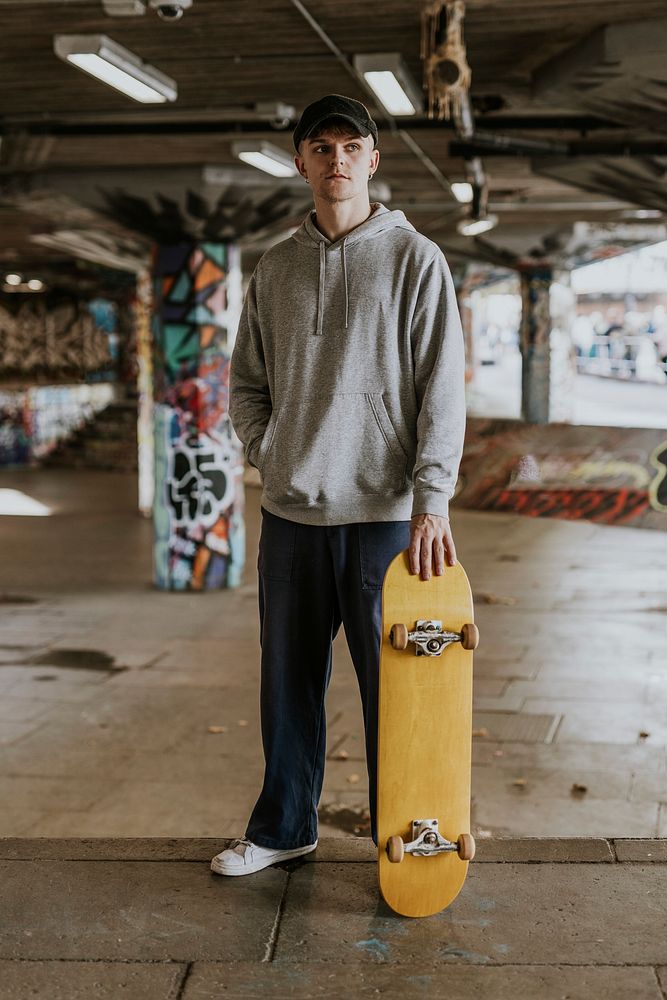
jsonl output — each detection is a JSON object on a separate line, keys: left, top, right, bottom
{"left": 0, "top": 295, "right": 124, "bottom": 466}
{"left": 0, "top": 384, "right": 115, "bottom": 466}
{"left": 456, "top": 417, "right": 667, "bottom": 529}
{"left": 152, "top": 241, "right": 244, "bottom": 591}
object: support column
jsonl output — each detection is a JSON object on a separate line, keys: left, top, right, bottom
{"left": 457, "top": 269, "right": 476, "bottom": 387}
{"left": 519, "top": 267, "right": 552, "bottom": 424}
{"left": 549, "top": 269, "right": 577, "bottom": 424}
{"left": 134, "top": 269, "right": 154, "bottom": 517}
{"left": 519, "top": 266, "right": 577, "bottom": 425}
{"left": 151, "top": 242, "right": 244, "bottom": 591}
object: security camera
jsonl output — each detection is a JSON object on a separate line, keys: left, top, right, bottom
{"left": 149, "top": 0, "right": 192, "bottom": 19}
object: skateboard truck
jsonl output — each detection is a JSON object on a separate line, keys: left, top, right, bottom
{"left": 389, "top": 619, "right": 479, "bottom": 656}
{"left": 386, "top": 820, "right": 475, "bottom": 864}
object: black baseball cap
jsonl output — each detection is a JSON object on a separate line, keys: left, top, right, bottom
{"left": 293, "top": 94, "right": 378, "bottom": 152}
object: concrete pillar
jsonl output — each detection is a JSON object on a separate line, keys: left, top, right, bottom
{"left": 134, "top": 269, "right": 154, "bottom": 517}
{"left": 549, "top": 269, "right": 577, "bottom": 424}
{"left": 151, "top": 242, "right": 244, "bottom": 591}
{"left": 519, "top": 266, "right": 577, "bottom": 425}
{"left": 519, "top": 266, "right": 552, "bottom": 424}
{"left": 456, "top": 269, "right": 476, "bottom": 387}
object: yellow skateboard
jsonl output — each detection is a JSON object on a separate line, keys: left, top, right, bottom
{"left": 377, "top": 549, "right": 478, "bottom": 917}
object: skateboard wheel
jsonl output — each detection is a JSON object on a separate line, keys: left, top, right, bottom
{"left": 457, "top": 833, "right": 476, "bottom": 861}
{"left": 386, "top": 836, "right": 405, "bottom": 863}
{"left": 460, "top": 623, "right": 479, "bottom": 651}
{"left": 389, "top": 623, "right": 408, "bottom": 650}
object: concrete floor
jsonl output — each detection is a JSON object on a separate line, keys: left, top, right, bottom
{"left": 1, "top": 836, "right": 665, "bottom": 999}
{"left": 0, "top": 468, "right": 665, "bottom": 841}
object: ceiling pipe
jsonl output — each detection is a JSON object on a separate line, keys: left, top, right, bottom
{"left": 0, "top": 113, "right": 627, "bottom": 134}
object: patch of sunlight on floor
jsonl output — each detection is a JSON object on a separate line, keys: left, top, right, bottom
{"left": 0, "top": 489, "right": 52, "bottom": 516}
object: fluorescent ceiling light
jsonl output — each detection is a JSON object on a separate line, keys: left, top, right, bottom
{"left": 451, "top": 182, "right": 474, "bottom": 204}
{"left": 232, "top": 141, "right": 296, "bottom": 178}
{"left": 457, "top": 214, "right": 499, "bottom": 237}
{"left": 54, "top": 34, "right": 177, "bottom": 104}
{"left": 5, "top": 273, "right": 22, "bottom": 285}
{"left": 620, "top": 209, "right": 662, "bottom": 219}
{"left": 363, "top": 72, "right": 416, "bottom": 115}
{"left": 353, "top": 52, "right": 422, "bottom": 116}
{"left": 27, "top": 279, "right": 44, "bottom": 291}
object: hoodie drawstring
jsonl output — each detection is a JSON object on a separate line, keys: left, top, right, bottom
{"left": 342, "top": 238, "right": 349, "bottom": 329}
{"left": 316, "top": 241, "right": 325, "bottom": 336}
{"left": 315, "top": 236, "right": 350, "bottom": 335}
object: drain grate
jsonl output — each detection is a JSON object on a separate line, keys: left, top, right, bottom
{"left": 473, "top": 711, "right": 559, "bottom": 743}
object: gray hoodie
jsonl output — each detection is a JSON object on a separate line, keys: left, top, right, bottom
{"left": 229, "top": 202, "right": 466, "bottom": 526}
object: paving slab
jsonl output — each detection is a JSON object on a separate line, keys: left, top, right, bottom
{"left": 471, "top": 837, "right": 614, "bottom": 863}
{"left": 278, "top": 861, "right": 667, "bottom": 966}
{"left": 614, "top": 839, "right": 667, "bottom": 862}
{"left": 0, "top": 859, "right": 286, "bottom": 962}
{"left": 471, "top": 774, "right": 660, "bottom": 838}
{"left": 0, "top": 959, "right": 186, "bottom": 1000}
{"left": 182, "top": 963, "right": 663, "bottom": 999}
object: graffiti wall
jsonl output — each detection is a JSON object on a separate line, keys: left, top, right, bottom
{"left": 0, "top": 384, "right": 115, "bottom": 466}
{"left": 134, "top": 270, "right": 154, "bottom": 516}
{"left": 0, "top": 293, "right": 127, "bottom": 466}
{"left": 0, "top": 300, "right": 114, "bottom": 379}
{"left": 152, "top": 242, "right": 244, "bottom": 590}
{"left": 455, "top": 417, "right": 667, "bottom": 530}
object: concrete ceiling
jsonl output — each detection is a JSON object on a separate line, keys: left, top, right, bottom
{"left": 0, "top": 0, "right": 666, "bottom": 285}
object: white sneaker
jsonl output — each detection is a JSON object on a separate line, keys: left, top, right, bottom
{"left": 210, "top": 837, "right": 318, "bottom": 876}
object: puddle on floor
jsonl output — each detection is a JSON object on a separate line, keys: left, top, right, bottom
{"left": 0, "top": 593, "right": 39, "bottom": 604}
{"left": 22, "top": 648, "right": 123, "bottom": 672}
{"left": 318, "top": 803, "right": 372, "bottom": 837}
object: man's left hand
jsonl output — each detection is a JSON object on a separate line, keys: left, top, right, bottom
{"left": 409, "top": 513, "right": 457, "bottom": 581}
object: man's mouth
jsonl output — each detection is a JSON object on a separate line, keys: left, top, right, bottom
{"left": 327, "top": 174, "right": 349, "bottom": 179}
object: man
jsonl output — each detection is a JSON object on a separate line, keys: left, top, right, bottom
{"left": 211, "top": 94, "right": 466, "bottom": 876}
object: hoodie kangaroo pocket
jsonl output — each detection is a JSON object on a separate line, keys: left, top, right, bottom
{"left": 263, "top": 392, "right": 408, "bottom": 506}
{"left": 256, "top": 409, "right": 280, "bottom": 472}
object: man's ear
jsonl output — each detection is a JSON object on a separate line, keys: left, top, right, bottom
{"left": 295, "top": 155, "right": 306, "bottom": 180}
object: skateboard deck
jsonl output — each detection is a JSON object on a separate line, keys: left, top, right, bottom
{"left": 377, "top": 549, "right": 477, "bottom": 918}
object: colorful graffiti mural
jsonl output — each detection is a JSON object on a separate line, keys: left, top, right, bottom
{"left": 0, "top": 301, "right": 114, "bottom": 378}
{"left": 152, "top": 242, "right": 244, "bottom": 590}
{"left": 0, "top": 384, "right": 115, "bottom": 466}
{"left": 455, "top": 417, "right": 667, "bottom": 530}
{"left": 135, "top": 270, "right": 154, "bottom": 516}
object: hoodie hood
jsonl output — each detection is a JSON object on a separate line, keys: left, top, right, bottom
{"left": 291, "top": 202, "right": 415, "bottom": 335}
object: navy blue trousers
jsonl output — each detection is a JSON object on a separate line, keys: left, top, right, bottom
{"left": 245, "top": 506, "right": 411, "bottom": 850}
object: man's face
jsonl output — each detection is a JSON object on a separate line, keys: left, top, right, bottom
{"left": 295, "top": 126, "right": 380, "bottom": 204}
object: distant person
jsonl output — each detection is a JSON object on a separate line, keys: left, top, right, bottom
{"left": 211, "top": 95, "right": 466, "bottom": 876}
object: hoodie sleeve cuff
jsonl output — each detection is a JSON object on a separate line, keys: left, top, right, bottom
{"left": 410, "top": 489, "right": 451, "bottom": 519}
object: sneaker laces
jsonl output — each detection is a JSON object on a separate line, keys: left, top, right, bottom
{"left": 230, "top": 837, "right": 252, "bottom": 856}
